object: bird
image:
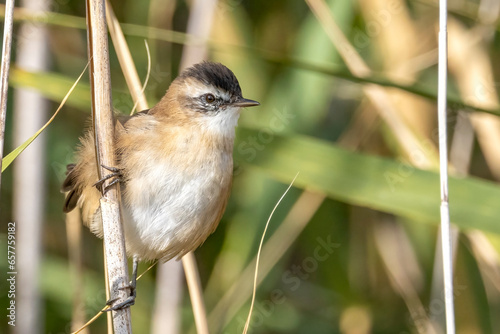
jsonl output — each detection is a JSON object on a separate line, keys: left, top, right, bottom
{"left": 61, "top": 61, "right": 259, "bottom": 309}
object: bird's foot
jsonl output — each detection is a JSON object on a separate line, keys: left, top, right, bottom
{"left": 94, "top": 164, "right": 123, "bottom": 194}
{"left": 105, "top": 283, "right": 136, "bottom": 311}
{"left": 104, "top": 257, "right": 139, "bottom": 312}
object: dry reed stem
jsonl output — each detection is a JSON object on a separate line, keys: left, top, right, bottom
{"left": 86, "top": 0, "right": 132, "bottom": 332}
{"left": 436, "top": 0, "right": 455, "bottom": 332}
{"left": 152, "top": 260, "right": 183, "bottom": 334}
{"left": 0, "top": 0, "right": 15, "bottom": 189}
{"left": 65, "top": 209, "right": 89, "bottom": 334}
{"left": 183, "top": 254, "right": 209, "bottom": 334}
{"left": 429, "top": 111, "right": 471, "bottom": 333}
{"left": 103, "top": 246, "right": 113, "bottom": 333}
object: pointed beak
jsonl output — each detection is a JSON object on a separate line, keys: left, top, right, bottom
{"left": 231, "top": 97, "right": 260, "bottom": 108}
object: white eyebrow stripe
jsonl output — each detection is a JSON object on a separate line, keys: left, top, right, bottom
{"left": 183, "top": 79, "right": 232, "bottom": 101}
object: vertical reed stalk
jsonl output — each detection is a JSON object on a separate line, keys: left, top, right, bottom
{"left": 437, "top": 0, "right": 455, "bottom": 333}
{"left": 66, "top": 210, "right": 89, "bottom": 334}
{"left": 86, "top": 0, "right": 132, "bottom": 332}
{"left": 12, "top": 0, "right": 50, "bottom": 333}
{"left": 105, "top": 1, "right": 184, "bottom": 332}
{"left": 0, "top": 0, "right": 15, "bottom": 191}
{"left": 183, "top": 254, "right": 209, "bottom": 334}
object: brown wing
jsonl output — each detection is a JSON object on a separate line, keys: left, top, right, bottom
{"left": 61, "top": 110, "right": 148, "bottom": 214}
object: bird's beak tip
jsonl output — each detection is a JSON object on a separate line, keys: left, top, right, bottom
{"left": 233, "top": 98, "right": 260, "bottom": 108}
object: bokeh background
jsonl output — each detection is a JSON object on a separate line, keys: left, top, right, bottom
{"left": 2, "top": 0, "right": 500, "bottom": 333}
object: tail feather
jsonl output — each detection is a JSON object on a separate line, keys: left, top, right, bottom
{"left": 63, "top": 189, "right": 80, "bottom": 213}
{"left": 61, "top": 163, "right": 81, "bottom": 212}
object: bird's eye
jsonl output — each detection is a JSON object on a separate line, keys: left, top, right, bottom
{"left": 205, "top": 94, "right": 216, "bottom": 103}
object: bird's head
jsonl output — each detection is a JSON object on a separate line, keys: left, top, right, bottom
{"left": 157, "top": 62, "right": 259, "bottom": 134}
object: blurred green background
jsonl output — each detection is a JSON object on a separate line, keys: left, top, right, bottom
{"left": 2, "top": 0, "right": 500, "bottom": 333}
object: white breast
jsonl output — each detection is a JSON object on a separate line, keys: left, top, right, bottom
{"left": 120, "top": 130, "right": 234, "bottom": 262}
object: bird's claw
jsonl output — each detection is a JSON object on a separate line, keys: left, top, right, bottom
{"left": 104, "top": 258, "right": 139, "bottom": 312}
{"left": 104, "top": 280, "right": 136, "bottom": 311}
{"left": 94, "top": 164, "right": 123, "bottom": 194}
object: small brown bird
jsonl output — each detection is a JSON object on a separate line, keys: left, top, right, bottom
{"left": 62, "top": 61, "right": 259, "bottom": 309}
